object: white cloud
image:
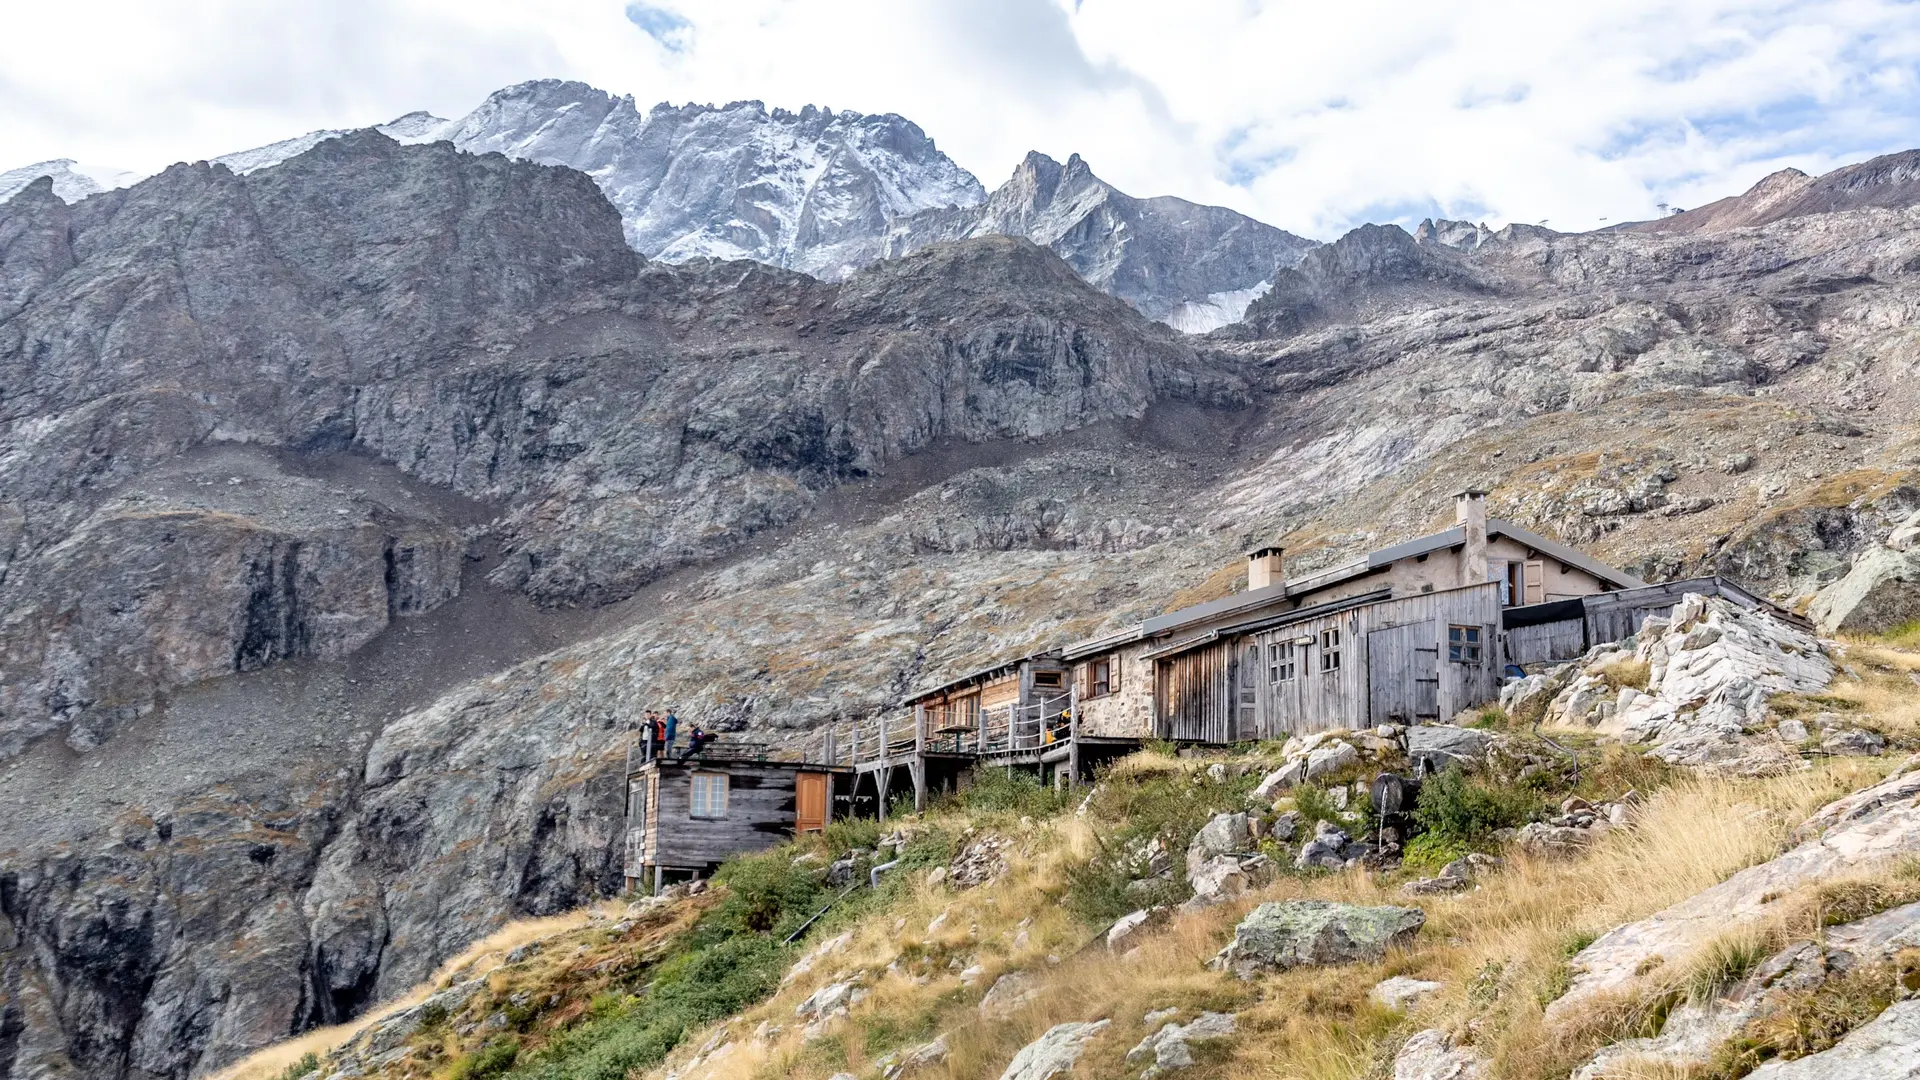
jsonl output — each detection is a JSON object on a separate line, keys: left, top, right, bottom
{"left": 2, "top": 0, "right": 1916, "bottom": 238}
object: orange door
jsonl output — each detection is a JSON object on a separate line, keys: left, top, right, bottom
{"left": 795, "top": 772, "right": 828, "bottom": 833}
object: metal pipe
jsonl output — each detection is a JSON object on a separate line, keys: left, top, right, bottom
{"left": 869, "top": 857, "right": 901, "bottom": 889}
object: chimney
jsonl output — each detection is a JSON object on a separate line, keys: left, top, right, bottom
{"left": 1247, "top": 545, "right": 1286, "bottom": 592}
{"left": 1455, "top": 489, "right": 1489, "bottom": 585}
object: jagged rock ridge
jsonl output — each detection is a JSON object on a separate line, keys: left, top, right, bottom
{"left": 885, "top": 150, "right": 1317, "bottom": 331}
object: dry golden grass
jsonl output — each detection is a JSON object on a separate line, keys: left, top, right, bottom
{"left": 658, "top": 758, "right": 1897, "bottom": 1080}
{"left": 207, "top": 901, "right": 626, "bottom": 1080}
{"left": 1823, "top": 638, "right": 1920, "bottom": 740}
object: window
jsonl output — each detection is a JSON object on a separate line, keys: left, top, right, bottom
{"left": 1267, "top": 642, "right": 1295, "bottom": 682}
{"left": 1090, "top": 660, "right": 1113, "bottom": 697}
{"left": 1449, "top": 624, "right": 1483, "bottom": 664}
{"left": 1032, "top": 670, "right": 1064, "bottom": 690}
{"left": 1320, "top": 628, "right": 1342, "bottom": 672}
{"left": 626, "top": 779, "right": 648, "bottom": 821}
{"left": 690, "top": 773, "right": 728, "bottom": 819}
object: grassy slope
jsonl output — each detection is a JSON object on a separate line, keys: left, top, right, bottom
{"left": 219, "top": 640, "right": 1920, "bottom": 1080}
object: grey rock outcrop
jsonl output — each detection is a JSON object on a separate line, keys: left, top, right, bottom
{"left": 1546, "top": 594, "right": 1832, "bottom": 772}
{"left": 1743, "top": 998, "right": 1920, "bottom": 1078}
{"left": 1184, "top": 811, "right": 1250, "bottom": 877}
{"left": 1392, "top": 1029, "right": 1484, "bottom": 1080}
{"left": 1124, "top": 1010, "right": 1235, "bottom": 1078}
{"left": 1812, "top": 545, "right": 1920, "bottom": 635}
{"left": 1547, "top": 758, "right": 1920, "bottom": 1023}
{"left": 1212, "top": 900, "right": 1425, "bottom": 978}
{"left": 1575, "top": 899, "right": 1920, "bottom": 1078}
{"left": 998, "top": 1019, "right": 1110, "bottom": 1080}
{"left": 1404, "top": 726, "right": 1496, "bottom": 774}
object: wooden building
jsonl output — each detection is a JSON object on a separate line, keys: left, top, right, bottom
{"left": 633, "top": 491, "right": 1701, "bottom": 873}
{"left": 622, "top": 741, "right": 849, "bottom": 893}
{"left": 1061, "top": 491, "right": 1643, "bottom": 743}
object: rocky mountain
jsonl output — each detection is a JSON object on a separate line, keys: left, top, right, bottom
{"left": 6, "top": 125, "right": 1920, "bottom": 1080}
{"left": 0, "top": 159, "right": 139, "bottom": 205}
{"left": 885, "top": 150, "right": 1317, "bottom": 332}
{"left": 409, "top": 80, "right": 988, "bottom": 281}
{"left": 1622, "top": 147, "right": 1920, "bottom": 235}
{"left": 1, "top": 79, "right": 1314, "bottom": 331}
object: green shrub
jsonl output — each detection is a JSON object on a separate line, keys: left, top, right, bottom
{"left": 275, "top": 1053, "right": 321, "bottom": 1080}
{"left": 450, "top": 1038, "right": 519, "bottom": 1080}
{"left": 1413, "top": 766, "right": 1543, "bottom": 847}
{"left": 959, "top": 768, "right": 1070, "bottom": 816}
{"left": 818, "top": 816, "right": 883, "bottom": 858}
{"left": 706, "top": 848, "right": 831, "bottom": 939}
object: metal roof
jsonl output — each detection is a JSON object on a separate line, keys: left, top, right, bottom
{"left": 1141, "top": 588, "right": 1394, "bottom": 661}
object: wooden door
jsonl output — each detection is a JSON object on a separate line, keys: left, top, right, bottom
{"left": 795, "top": 772, "right": 829, "bottom": 833}
{"left": 1524, "top": 560, "right": 1546, "bottom": 605}
{"left": 1235, "top": 644, "right": 1259, "bottom": 741}
{"left": 1367, "top": 621, "right": 1440, "bottom": 725}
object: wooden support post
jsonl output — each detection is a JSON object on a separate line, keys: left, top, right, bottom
{"left": 1067, "top": 685, "right": 1081, "bottom": 788}
{"left": 877, "top": 767, "right": 890, "bottom": 822}
{"left": 653, "top": 864, "right": 663, "bottom": 896}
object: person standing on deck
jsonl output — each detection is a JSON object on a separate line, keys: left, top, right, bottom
{"left": 664, "top": 711, "right": 680, "bottom": 754}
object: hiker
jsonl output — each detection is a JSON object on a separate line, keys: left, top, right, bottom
{"left": 664, "top": 710, "right": 679, "bottom": 752}
{"left": 682, "top": 724, "right": 713, "bottom": 760}
{"left": 650, "top": 713, "right": 667, "bottom": 760}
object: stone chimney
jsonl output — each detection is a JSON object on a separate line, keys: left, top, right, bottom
{"left": 1455, "top": 490, "right": 1489, "bottom": 585}
{"left": 1247, "top": 545, "right": 1286, "bottom": 592}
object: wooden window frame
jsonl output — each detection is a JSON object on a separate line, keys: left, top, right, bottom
{"left": 1031, "top": 670, "right": 1065, "bottom": 690}
{"left": 1319, "top": 628, "right": 1342, "bottom": 673}
{"left": 1267, "top": 641, "right": 1295, "bottom": 683}
{"left": 1448, "top": 624, "right": 1483, "bottom": 664}
{"left": 689, "top": 772, "right": 729, "bottom": 820}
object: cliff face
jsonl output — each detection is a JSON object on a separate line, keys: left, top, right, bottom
{"left": 5, "top": 127, "right": 1920, "bottom": 1080}
{"left": 0, "top": 135, "right": 1241, "bottom": 1080}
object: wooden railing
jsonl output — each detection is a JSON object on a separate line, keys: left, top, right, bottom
{"left": 813, "top": 692, "right": 1074, "bottom": 767}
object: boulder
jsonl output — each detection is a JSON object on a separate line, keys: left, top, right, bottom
{"left": 949, "top": 835, "right": 1013, "bottom": 889}
{"left": 1500, "top": 670, "right": 1568, "bottom": 722}
{"left": 1392, "top": 1029, "right": 1484, "bottom": 1080}
{"left": 1577, "top": 594, "right": 1833, "bottom": 774}
{"left": 1187, "top": 855, "right": 1251, "bottom": 906}
{"left": 1404, "top": 726, "right": 1495, "bottom": 774}
{"left": 795, "top": 980, "right": 861, "bottom": 1019}
{"left": 1888, "top": 509, "right": 1920, "bottom": 552}
{"left": 1185, "top": 812, "right": 1250, "bottom": 877}
{"left": 1370, "top": 976, "right": 1445, "bottom": 1012}
{"left": 875, "top": 1035, "right": 950, "bottom": 1080}
{"left": 1822, "top": 728, "right": 1887, "bottom": 756}
{"left": 1741, "top": 998, "right": 1920, "bottom": 1078}
{"left": 1269, "top": 810, "right": 1302, "bottom": 842}
{"left": 980, "top": 971, "right": 1040, "bottom": 1018}
{"left": 1124, "top": 1011, "right": 1236, "bottom": 1078}
{"left": 1305, "top": 741, "right": 1359, "bottom": 779}
{"left": 1253, "top": 762, "right": 1305, "bottom": 800}
{"left": 1294, "top": 821, "right": 1352, "bottom": 871}
{"left": 1211, "top": 900, "right": 1425, "bottom": 978}
{"left": 1812, "top": 546, "right": 1920, "bottom": 635}
{"left": 1107, "top": 908, "right": 1160, "bottom": 951}
{"left": 999, "top": 1020, "right": 1110, "bottom": 1080}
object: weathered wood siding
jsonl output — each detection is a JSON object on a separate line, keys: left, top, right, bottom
{"left": 1251, "top": 583, "right": 1501, "bottom": 737}
{"left": 980, "top": 675, "right": 1020, "bottom": 710}
{"left": 1583, "top": 578, "right": 1733, "bottom": 643}
{"left": 1506, "top": 619, "right": 1588, "bottom": 664}
{"left": 1366, "top": 620, "right": 1439, "bottom": 725}
{"left": 644, "top": 763, "right": 799, "bottom": 870}
{"left": 1156, "top": 639, "right": 1235, "bottom": 742}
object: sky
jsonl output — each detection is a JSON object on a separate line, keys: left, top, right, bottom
{"left": 4, "top": 0, "right": 1919, "bottom": 238}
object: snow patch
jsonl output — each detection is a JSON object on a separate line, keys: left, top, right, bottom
{"left": 1164, "top": 281, "right": 1273, "bottom": 334}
